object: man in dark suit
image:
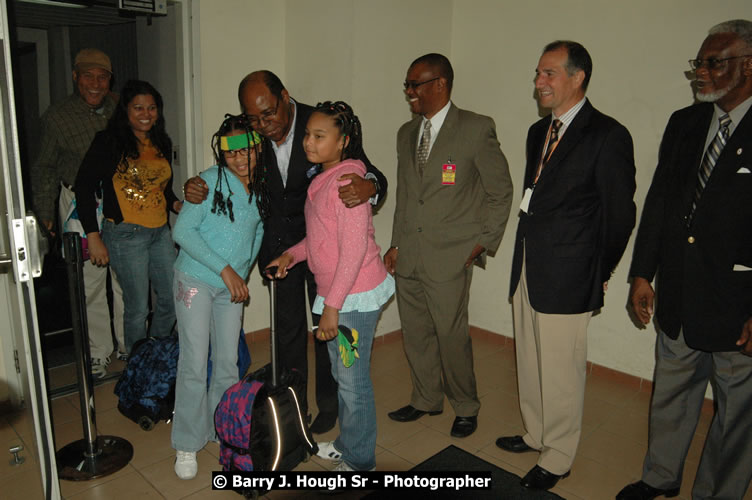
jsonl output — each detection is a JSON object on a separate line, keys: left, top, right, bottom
{"left": 384, "top": 53, "right": 513, "bottom": 438}
{"left": 617, "top": 20, "right": 752, "bottom": 500}
{"left": 496, "top": 41, "right": 636, "bottom": 491}
{"left": 184, "top": 71, "right": 387, "bottom": 434}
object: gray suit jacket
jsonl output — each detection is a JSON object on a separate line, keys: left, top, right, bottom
{"left": 391, "top": 103, "right": 513, "bottom": 282}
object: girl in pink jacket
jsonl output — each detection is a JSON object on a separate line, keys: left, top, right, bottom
{"left": 268, "top": 101, "right": 394, "bottom": 472}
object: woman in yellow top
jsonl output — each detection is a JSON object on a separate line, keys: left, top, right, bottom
{"left": 76, "top": 79, "right": 182, "bottom": 356}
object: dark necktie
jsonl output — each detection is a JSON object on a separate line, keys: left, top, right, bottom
{"left": 417, "top": 120, "right": 431, "bottom": 175}
{"left": 688, "top": 113, "right": 731, "bottom": 226}
{"left": 543, "top": 119, "right": 562, "bottom": 165}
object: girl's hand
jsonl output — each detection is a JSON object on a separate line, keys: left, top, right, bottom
{"left": 265, "top": 253, "right": 294, "bottom": 279}
{"left": 173, "top": 200, "right": 184, "bottom": 213}
{"left": 220, "top": 265, "right": 249, "bottom": 303}
{"left": 317, "top": 305, "right": 339, "bottom": 341}
{"left": 87, "top": 232, "right": 109, "bottom": 267}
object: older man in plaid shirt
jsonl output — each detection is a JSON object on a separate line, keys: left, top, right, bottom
{"left": 31, "top": 48, "right": 124, "bottom": 378}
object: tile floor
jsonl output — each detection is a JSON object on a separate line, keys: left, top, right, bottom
{"left": 2, "top": 328, "right": 751, "bottom": 499}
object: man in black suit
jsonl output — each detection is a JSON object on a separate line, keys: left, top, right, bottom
{"left": 184, "top": 71, "right": 387, "bottom": 433}
{"left": 617, "top": 20, "right": 752, "bottom": 500}
{"left": 496, "top": 41, "right": 636, "bottom": 491}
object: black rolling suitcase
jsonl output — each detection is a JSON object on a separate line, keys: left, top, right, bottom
{"left": 214, "top": 269, "right": 317, "bottom": 496}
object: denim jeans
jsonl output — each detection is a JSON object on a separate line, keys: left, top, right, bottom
{"left": 171, "top": 270, "right": 243, "bottom": 452}
{"left": 102, "top": 220, "right": 176, "bottom": 353}
{"left": 328, "top": 309, "right": 380, "bottom": 471}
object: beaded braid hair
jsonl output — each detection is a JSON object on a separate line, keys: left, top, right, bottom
{"left": 209, "top": 114, "right": 270, "bottom": 222}
{"left": 313, "top": 101, "right": 364, "bottom": 162}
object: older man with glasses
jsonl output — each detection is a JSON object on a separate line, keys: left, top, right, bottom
{"left": 617, "top": 19, "right": 752, "bottom": 500}
{"left": 184, "top": 70, "right": 387, "bottom": 434}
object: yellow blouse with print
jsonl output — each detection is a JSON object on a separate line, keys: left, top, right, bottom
{"left": 113, "top": 139, "right": 171, "bottom": 228}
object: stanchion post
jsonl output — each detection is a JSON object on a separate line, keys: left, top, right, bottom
{"left": 62, "top": 232, "right": 98, "bottom": 457}
{"left": 57, "top": 232, "right": 133, "bottom": 481}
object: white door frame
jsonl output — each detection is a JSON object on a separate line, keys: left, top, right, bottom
{"left": 0, "top": 0, "right": 60, "bottom": 497}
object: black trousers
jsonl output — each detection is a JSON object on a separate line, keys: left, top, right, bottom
{"left": 272, "top": 260, "right": 338, "bottom": 416}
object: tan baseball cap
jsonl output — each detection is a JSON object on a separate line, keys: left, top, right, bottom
{"left": 74, "top": 48, "right": 112, "bottom": 74}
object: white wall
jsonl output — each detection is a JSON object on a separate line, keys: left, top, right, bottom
{"left": 195, "top": 0, "right": 752, "bottom": 381}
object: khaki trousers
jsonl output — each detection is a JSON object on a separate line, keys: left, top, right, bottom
{"left": 513, "top": 253, "right": 591, "bottom": 474}
{"left": 59, "top": 186, "right": 125, "bottom": 358}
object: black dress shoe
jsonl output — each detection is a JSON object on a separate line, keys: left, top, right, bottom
{"left": 616, "top": 480, "right": 680, "bottom": 499}
{"left": 496, "top": 435, "right": 536, "bottom": 453}
{"left": 450, "top": 416, "right": 477, "bottom": 437}
{"left": 309, "top": 412, "right": 337, "bottom": 434}
{"left": 521, "top": 465, "right": 570, "bottom": 490}
{"left": 388, "top": 405, "right": 442, "bottom": 422}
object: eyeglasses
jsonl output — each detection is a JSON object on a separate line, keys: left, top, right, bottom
{"left": 688, "top": 55, "right": 752, "bottom": 71}
{"left": 223, "top": 148, "right": 251, "bottom": 158}
{"left": 403, "top": 77, "right": 439, "bottom": 91}
{"left": 246, "top": 98, "right": 280, "bottom": 128}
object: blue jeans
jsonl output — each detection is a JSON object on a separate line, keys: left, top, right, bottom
{"left": 171, "top": 270, "right": 243, "bottom": 452}
{"left": 328, "top": 309, "right": 380, "bottom": 471}
{"left": 102, "top": 220, "right": 176, "bottom": 352}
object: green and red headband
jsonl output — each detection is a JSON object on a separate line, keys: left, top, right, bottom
{"left": 220, "top": 131, "right": 262, "bottom": 151}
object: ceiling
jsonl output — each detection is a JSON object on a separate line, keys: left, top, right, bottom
{"left": 10, "top": 0, "right": 141, "bottom": 29}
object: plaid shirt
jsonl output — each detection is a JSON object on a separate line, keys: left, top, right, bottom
{"left": 30, "top": 93, "right": 116, "bottom": 222}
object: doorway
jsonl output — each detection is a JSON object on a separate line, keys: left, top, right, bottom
{"left": 9, "top": 0, "right": 196, "bottom": 396}
{"left": 0, "top": 0, "right": 199, "bottom": 497}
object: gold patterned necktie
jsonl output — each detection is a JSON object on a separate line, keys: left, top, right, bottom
{"left": 687, "top": 113, "right": 731, "bottom": 227}
{"left": 543, "top": 119, "right": 562, "bottom": 165}
{"left": 417, "top": 119, "right": 432, "bottom": 175}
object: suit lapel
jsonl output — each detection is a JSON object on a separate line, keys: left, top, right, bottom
{"left": 404, "top": 117, "right": 421, "bottom": 175}
{"left": 525, "top": 119, "right": 548, "bottom": 188}
{"left": 284, "top": 102, "right": 313, "bottom": 192}
{"left": 427, "top": 104, "right": 459, "bottom": 170}
{"left": 264, "top": 137, "right": 284, "bottom": 193}
{"left": 701, "top": 104, "right": 752, "bottom": 194}
{"left": 679, "top": 104, "right": 715, "bottom": 212}
{"left": 538, "top": 100, "right": 593, "bottom": 179}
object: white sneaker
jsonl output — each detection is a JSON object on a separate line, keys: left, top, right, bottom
{"left": 90, "top": 356, "right": 110, "bottom": 379}
{"left": 174, "top": 450, "right": 197, "bottom": 479}
{"left": 333, "top": 461, "right": 375, "bottom": 472}
{"left": 116, "top": 351, "right": 128, "bottom": 362}
{"left": 316, "top": 441, "right": 343, "bottom": 462}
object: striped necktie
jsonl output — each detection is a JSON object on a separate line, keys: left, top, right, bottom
{"left": 543, "top": 119, "right": 562, "bottom": 165}
{"left": 417, "top": 120, "right": 431, "bottom": 175}
{"left": 688, "top": 113, "right": 731, "bottom": 226}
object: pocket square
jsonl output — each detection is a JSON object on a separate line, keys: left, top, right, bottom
{"left": 737, "top": 167, "right": 751, "bottom": 174}
{"left": 733, "top": 264, "right": 752, "bottom": 271}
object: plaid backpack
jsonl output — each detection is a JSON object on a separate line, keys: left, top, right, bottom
{"left": 214, "top": 366, "right": 317, "bottom": 473}
{"left": 213, "top": 377, "right": 264, "bottom": 471}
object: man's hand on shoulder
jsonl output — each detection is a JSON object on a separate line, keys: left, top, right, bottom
{"left": 338, "top": 173, "right": 376, "bottom": 208}
{"left": 183, "top": 176, "right": 209, "bottom": 205}
{"left": 737, "top": 318, "right": 752, "bottom": 356}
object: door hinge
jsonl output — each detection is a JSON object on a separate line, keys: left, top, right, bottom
{"left": 13, "top": 349, "right": 20, "bottom": 374}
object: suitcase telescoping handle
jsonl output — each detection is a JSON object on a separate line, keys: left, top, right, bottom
{"left": 265, "top": 265, "right": 280, "bottom": 387}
